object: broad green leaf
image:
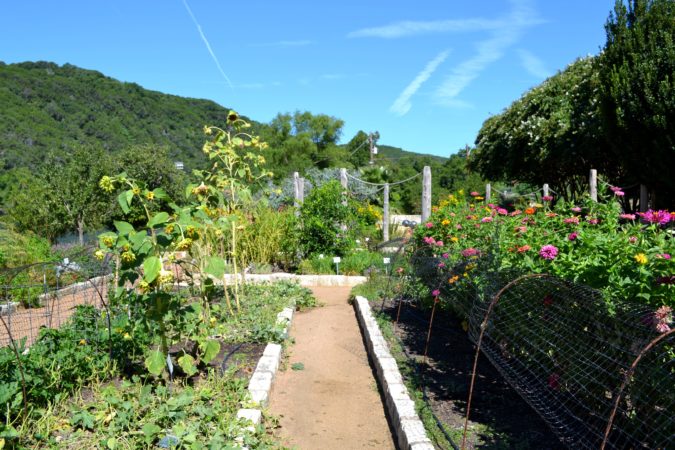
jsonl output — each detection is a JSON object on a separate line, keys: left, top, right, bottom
{"left": 200, "top": 339, "right": 220, "bottom": 364}
{"left": 114, "top": 220, "right": 134, "bottom": 235}
{"left": 129, "top": 231, "right": 147, "bottom": 251}
{"left": 177, "top": 354, "right": 198, "bottom": 376}
{"left": 147, "top": 212, "right": 169, "bottom": 228}
{"left": 143, "top": 256, "right": 161, "bottom": 283}
{"left": 205, "top": 256, "right": 225, "bottom": 278}
{"left": 152, "top": 188, "right": 168, "bottom": 200}
{"left": 117, "top": 191, "right": 130, "bottom": 214}
{"left": 144, "top": 350, "right": 165, "bottom": 376}
{"left": 141, "top": 423, "right": 161, "bottom": 442}
{"left": 106, "top": 437, "right": 117, "bottom": 449}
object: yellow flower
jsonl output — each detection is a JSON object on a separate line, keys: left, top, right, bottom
{"left": 79, "top": 339, "right": 87, "bottom": 346}
{"left": 145, "top": 191, "right": 155, "bottom": 201}
{"left": 451, "top": 237, "right": 459, "bottom": 243}
{"left": 123, "top": 333, "right": 131, "bottom": 341}
{"left": 475, "top": 196, "right": 484, "bottom": 201}
{"left": 99, "top": 176, "right": 115, "bottom": 193}
{"left": 448, "top": 275, "right": 459, "bottom": 284}
{"left": 94, "top": 250, "right": 106, "bottom": 261}
{"left": 634, "top": 253, "right": 648, "bottom": 265}
{"left": 441, "top": 219, "right": 451, "bottom": 226}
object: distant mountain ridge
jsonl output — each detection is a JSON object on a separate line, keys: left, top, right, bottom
{"left": 0, "top": 61, "right": 445, "bottom": 174}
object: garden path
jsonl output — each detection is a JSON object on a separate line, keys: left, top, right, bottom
{"left": 268, "top": 286, "right": 395, "bottom": 449}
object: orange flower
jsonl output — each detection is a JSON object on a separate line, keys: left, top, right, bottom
{"left": 525, "top": 207, "right": 536, "bottom": 215}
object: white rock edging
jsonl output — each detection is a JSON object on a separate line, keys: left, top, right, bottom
{"left": 354, "top": 295, "right": 435, "bottom": 450}
{"left": 235, "top": 306, "right": 294, "bottom": 447}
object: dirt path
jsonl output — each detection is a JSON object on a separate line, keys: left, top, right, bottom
{"left": 268, "top": 286, "right": 396, "bottom": 450}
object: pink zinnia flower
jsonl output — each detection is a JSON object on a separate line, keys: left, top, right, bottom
{"left": 432, "top": 289, "right": 441, "bottom": 297}
{"left": 656, "top": 253, "right": 672, "bottom": 260}
{"left": 568, "top": 232, "right": 578, "bottom": 241}
{"left": 614, "top": 190, "right": 625, "bottom": 197}
{"left": 539, "top": 245, "right": 558, "bottom": 260}
{"left": 628, "top": 236, "right": 638, "bottom": 244}
{"left": 571, "top": 206, "right": 581, "bottom": 213}
{"left": 497, "top": 208, "right": 508, "bottom": 215}
{"left": 438, "top": 262, "right": 446, "bottom": 268}
{"left": 548, "top": 373, "right": 560, "bottom": 390}
{"left": 442, "top": 253, "right": 449, "bottom": 259}
{"left": 587, "top": 217, "right": 599, "bottom": 225}
{"left": 481, "top": 217, "right": 493, "bottom": 223}
{"left": 470, "top": 191, "right": 479, "bottom": 197}
{"left": 515, "top": 226, "right": 527, "bottom": 233}
{"left": 461, "top": 248, "right": 479, "bottom": 258}
{"left": 455, "top": 224, "right": 462, "bottom": 230}
{"left": 564, "top": 217, "right": 580, "bottom": 224}
{"left": 425, "top": 222, "right": 434, "bottom": 229}
{"left": 436, "top": 240, "right": 444, "bottom": 247}
{"left": 488, "top": 203, "right": 496, "bottom": 208}
{"left": 517, "top": 245, "right": 531, "bottom": 253}
{"left": 639, "top": 209, "right": 672, "bottom": 225}
{"left": 620, "top": 214, "right": 636, "bottom": 220}
{"left": 423, "top": 236, "right": 436, "bottom": 245}
{"left": 510, "top": 210, "right": 522, "bottom": 216}
{"left": 542, "top": 195, "right": 553, "bottom": 202}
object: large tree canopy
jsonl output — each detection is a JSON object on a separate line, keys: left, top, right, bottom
{"left": 599, "top": 0, "right": 675, "bottom": 204}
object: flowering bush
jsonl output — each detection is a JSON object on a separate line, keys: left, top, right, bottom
{"left": 413, "top": 192, "right": 675, "bottom": 310}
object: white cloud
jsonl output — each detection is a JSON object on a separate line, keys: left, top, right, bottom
{"left": 348, "top": 19, "right": 505, "bottom": 39}
{"left": 434, "top": 0, "right": 543, "bottom": 106}
{"left": 517, "top": 49, "right": 551, "bottom": 79}
{"left": 182, "top": 0, "right": 233, "bottom": 90}
{"left": 390, "top": 50, "right": 450, "bottom": 116}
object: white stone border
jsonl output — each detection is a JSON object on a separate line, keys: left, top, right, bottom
{"left": 222, "top": 273, "right": 367, "bottom": 287}
{"left": 354, "top": 295, "right": 435, "bottom": 450}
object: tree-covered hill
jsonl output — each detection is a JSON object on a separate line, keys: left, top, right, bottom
{"left": 0, "top": 61, "right": 243, "bottom": 171}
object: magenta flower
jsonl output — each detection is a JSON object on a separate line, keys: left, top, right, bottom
{"left": 639, "top": 209, "right": 672, "bottom": 225}
{"left": 539, "top": 245, "right": 558, "bottom": 260}
{"left": 614, "top": 190, "right": 625, "bottom": 197}
{"left": 423, "top": 236, "right": 436, "bottom": 245}
{"left": 436, "top": 240, "right": 444, "bottom": 247}
{"left": 425, "top": 222, "right": 434, "bottom": 229}
{"left": 571, "top": 206, "right": 581, "bottom": 212}
{"left": 438, "top": 262, "right": 446, "bottom": 268}
{"left": 497, "top": 208, "right": 508, "bottom": 215}
{"left": 568, "top": 232, "right": 578, "bottom": 241}
{"left": 432, "top": 289, "right": 441, "bottom": 297}
{"left": 442, "top": 253, "right": 449, "bottom": 259}
{"left": 628, "top": 236, "right": 638, "bottom": 244}
{"left": 481, "top": 217, "right": 493, "bottom": 223}
{"left": 656, "top": 253, "right": 672, "bottom": 260}
{"left": 644, "top": 306, "right": 672, "bottom": 333}
{"left": 620, "top": 214, "right": 636, "bottom": 220}
{"left": 542, "top": 195, "right": 553, "bottom": 202}
{"left": 461, "top": 248, "right": 479, "bottom": 258}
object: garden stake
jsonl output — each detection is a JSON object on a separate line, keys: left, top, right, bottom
{"left": 395, "top": 294, "right": 404, "bottom": 324}
{"left": 423, "top": 296, "right": 439, "bottom": 365}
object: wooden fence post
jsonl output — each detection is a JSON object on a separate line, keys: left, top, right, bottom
{"left": 543, "top": 184, "right": 549, "bottom": 197}
{"left": 485, "top": 183, "right": 491, "bottom": 202}
{"left": 340, "top": 168, "right": 348, "bottom": 206}
{"left": 293, "top": 172, "right": 301, "bottom": 216}
{"left": 590, "top": 169, "right": 598, "bottom": 202}
{"left": 640, "top": 184, "right": 648, "bottom": 212}
{"left": 422, "top": 166, "right": 431, "bottom": 222}
{"left": 383, "top": 183, "right": 390, "bottom": 242}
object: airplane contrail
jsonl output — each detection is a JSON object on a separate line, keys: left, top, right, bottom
{"left": 182, "top": 0, "right": 234, "bottom": 91}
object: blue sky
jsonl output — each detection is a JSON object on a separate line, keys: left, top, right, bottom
{"left": 0, "top": 0, "right": 613, "bottom": 157}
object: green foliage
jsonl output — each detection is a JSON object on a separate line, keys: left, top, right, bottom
{"left": 471, "top": 57, "right": 616, "bottom": 200}
{"left": 298, "top": 180, "right": 355, "bottom": 256}
{"left": 299, "top": 251, "right": 387, "bottom": 276}
{"left": 599, "top": 0, "right": 675, "bottom": 206}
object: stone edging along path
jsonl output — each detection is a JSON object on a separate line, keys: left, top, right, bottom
{"left": 354, "top": 295, "right": 435, "bottom": 450}
{"left": 234, "top": 274, "right": 433, "bottom": 450}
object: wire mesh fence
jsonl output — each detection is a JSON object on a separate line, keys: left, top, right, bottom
{"left": 382, "top": 241, "right": 674, "bottom": 449}
{"left": 0, "top": 252, "right": 112, "bottom": 348}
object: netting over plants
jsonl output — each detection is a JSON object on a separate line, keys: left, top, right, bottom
{"left": 398, "top": 244, "right": 674, "bottom": 449}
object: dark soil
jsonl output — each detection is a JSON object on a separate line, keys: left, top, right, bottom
{"left": 210, "top": 341, "right": 265, "bottom": 378}
{"left": 378, "top": 299, "right": 565, "bottom": 450}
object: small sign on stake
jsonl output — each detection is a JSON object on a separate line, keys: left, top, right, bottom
{"left": 333, "top": 256, "right": 341, "bottom": 275}
{"left": 383, "top": 257, "right": 391, "bottom": 275}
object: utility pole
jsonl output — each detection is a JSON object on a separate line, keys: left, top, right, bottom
{"left": 368, "top": 131, "right": 379, "bottom": 165}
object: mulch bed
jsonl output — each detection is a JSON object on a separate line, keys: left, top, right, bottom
{"left": 379, "top": 299, "right": 564, "bottom": 449}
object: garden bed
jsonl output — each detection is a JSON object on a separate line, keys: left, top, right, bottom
{"left": 372, "top": 296, "right": 563, "bottom": 449}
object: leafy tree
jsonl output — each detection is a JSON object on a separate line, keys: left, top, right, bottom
{"left": 599, "top": 0, "right": 675, "bottom": 206}
{"left": 345, "top": 130, "right": 370, "bottom": 168}
{"left": 9, "top": 146, "right": 114, "bottom": 244}
{"left": 471, "top": 57, "right": 616, "bottom": 199}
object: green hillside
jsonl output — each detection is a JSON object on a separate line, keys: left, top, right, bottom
{"left": 0, "top": 61, "right": 244, "bottom": 171}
